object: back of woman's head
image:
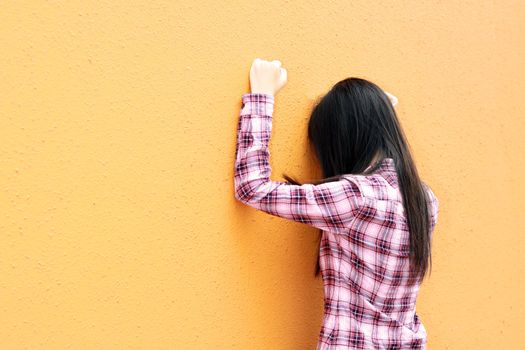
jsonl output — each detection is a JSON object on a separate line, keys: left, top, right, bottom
{"left": 308, "top": 77, "right": 401, "bottom": 177}
{"left": 284, "top": 77, "right": 433, "bottom": 285}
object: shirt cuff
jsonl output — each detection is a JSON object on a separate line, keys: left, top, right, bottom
{"left": 241, "top": 93, "right": 274, "bottom": 116}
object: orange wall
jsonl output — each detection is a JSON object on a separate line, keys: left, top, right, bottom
{"left": 1, "top": 1, "right": 524, "bottom": 349}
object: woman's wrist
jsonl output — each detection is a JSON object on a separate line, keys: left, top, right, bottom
{"left": 250, "top": 91, "right": 274, "bottom": 98}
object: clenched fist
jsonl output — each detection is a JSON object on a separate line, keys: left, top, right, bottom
{"left": 249, "top": 58, "right": 287, "bottom": 97}
{"left": 384, "top": 91, "right": 398, "bottom": 107}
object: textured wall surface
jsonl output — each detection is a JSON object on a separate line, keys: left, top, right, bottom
{"left": 1, "top": 1, "right": 524, "bottom": 349}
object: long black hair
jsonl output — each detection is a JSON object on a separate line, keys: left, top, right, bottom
{"left": 282, "top": 77, "right": 433, "bottom": 285}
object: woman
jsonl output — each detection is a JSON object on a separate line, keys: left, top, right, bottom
{"left": 233, "top": 58, "right": 439, "bottom": 349}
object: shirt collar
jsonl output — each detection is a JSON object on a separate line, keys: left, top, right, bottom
{"left": 365, "top": 157, "right": 396, "bottom": 173}
{"left": 365, "top": 158, "right": 398, "bottom": 187}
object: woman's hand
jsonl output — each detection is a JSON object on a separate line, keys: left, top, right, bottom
{"left": 384, "top": 91, "right": 398, "bottom": 107}
{"left": 249, "top": 58, "right": 287, "bottom": 97}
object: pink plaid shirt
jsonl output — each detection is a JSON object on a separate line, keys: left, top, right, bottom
{"left": 234, "top": 93, "right": 439, "bottom": 349}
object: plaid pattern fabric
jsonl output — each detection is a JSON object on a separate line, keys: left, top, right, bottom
{"left": 234, "top": 93, "right": 439, "bottom": 349}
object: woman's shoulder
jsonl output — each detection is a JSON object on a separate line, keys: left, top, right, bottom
{"left": 419, "top": 181, "right": 440, "bottom": 233}
{"left": 421, "top": 181, "right": 439, "bottom": 206}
